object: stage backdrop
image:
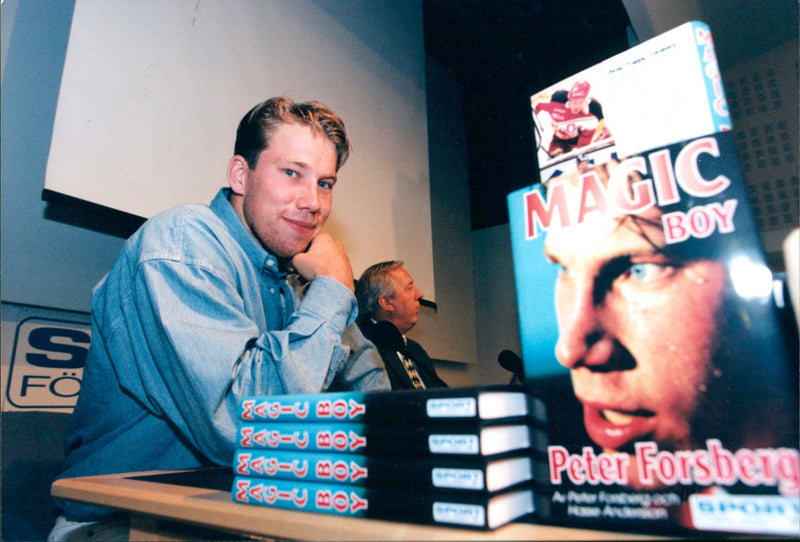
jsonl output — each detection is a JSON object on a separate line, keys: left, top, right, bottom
{"left": 42, "top": 0, "right": 436, "bottom": 299}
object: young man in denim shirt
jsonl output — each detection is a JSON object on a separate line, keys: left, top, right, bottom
{"left": 49, "top": 97, "right": 389, "bottom": 540}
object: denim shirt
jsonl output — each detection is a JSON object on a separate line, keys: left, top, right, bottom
{"left": 57, "top": 188, "right": 389, "bottom": 520}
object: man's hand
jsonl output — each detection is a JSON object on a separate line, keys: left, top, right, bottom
{"left": 291, "top": 233, "right": 355, "bottom": 292}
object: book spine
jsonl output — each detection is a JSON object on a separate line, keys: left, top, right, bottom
{"left": 239, "top": 392, "right": 369, "bottom": 423}
{"left": 232, "top": 476, "right": 531, "bottom": 529}
{"left": 690, "top": 21, "right": 731, "bottom": 133}
{"left": 237, "top": 422, "right": 368, "bottom": 454}
{"left": 233, "top": 449, "right": 542, "bottom": 491}
{"left": 235, "top": 421, "right": 461, "bottom": 456}
{"left": 236, "top": 421, "right": 539, "bottom": 457}
{"left": 233, "top": 475, "right": 373, "bottom": 519}
{"left": 239, "top": 386, "right": 540, "bottom": 424}
{"left": 234, "top": 449, "right": 371, "bottom": 485}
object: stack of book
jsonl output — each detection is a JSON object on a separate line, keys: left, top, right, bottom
{"left": 231, "top": 385, "right": 548, "bottom": 530}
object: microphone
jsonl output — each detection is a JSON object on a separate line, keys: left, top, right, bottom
{"left": 498, "top": 350, "right": 523, "bottom": 374}
{"left": 498, "top": 350, "right": 524, "bottom": 384}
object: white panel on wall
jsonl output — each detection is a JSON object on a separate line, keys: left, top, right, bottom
{"left": 43, "top": 0, "right": 435, "bottom": 298}
{"left": 723, "top": 39, "right": 800, "bottom": 256}
{"left": 1, "top": 303, "right": 90, "bottom": 413}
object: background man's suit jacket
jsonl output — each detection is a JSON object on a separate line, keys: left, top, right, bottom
{"left": 358, "top": 319, "right": 448, "bottom": 390}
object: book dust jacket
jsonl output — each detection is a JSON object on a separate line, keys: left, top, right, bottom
{"left": 509, "top": 21, "right": 799, "bottom": 536}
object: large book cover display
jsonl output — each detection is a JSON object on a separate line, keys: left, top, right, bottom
{"left": 508, "top": 21, "right": 799, "bottom": 536}
{"left": 231, "top": 385, "right": 543, "bottom": 529}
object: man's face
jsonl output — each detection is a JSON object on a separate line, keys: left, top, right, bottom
{"left": 544, "top": 199, "right": 728, "bottom": 456}
{"left": 235, "top": 122, "right": 337, "bottom": 258}
{"left": 383, "top": 267, "right": 424, "bottom": 335}
{"left": 566, "top": 96, "right": 589, "bottom": 114}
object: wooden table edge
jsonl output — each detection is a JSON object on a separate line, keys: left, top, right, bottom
{"left": 52, "top": 470, "right": 667, "bottom": 541}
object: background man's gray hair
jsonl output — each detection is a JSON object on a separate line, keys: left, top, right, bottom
{"left": 355, "top": 260, "right": 404, "bottom": 321}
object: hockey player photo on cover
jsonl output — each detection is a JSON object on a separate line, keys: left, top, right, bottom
{"left": 531, "top": 79, "right": 613, "bottom": 171}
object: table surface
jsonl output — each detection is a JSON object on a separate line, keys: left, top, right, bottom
{"left": 51, "top": 468, "right": 669, "bottom": 541}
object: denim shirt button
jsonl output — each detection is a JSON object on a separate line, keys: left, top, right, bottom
{"left": 266, "top": 258, "right": 275, "bottom": 268}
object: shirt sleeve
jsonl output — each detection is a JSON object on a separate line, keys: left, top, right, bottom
{"left": 234, "top": 276, "right": 389, "bottom": 394}
{"left": 334, "top": 322, "right": 392, "bottom": 391}
{"left": 126, "top": 257, "right": 387, "bottom": 464}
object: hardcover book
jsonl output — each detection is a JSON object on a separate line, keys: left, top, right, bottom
{"left": 508, "top": 21, "right": 799, "bottom": 536}
{"left": 233, "top": 449, "right": 548, "bottom": 492}
{"left": 232, "top": 476, "right": 535, "bottom": 529}
{"left": 236, "top": 420, "right": 545, "bottom": 458}
{"left": 239, "top": 385, "right": 543, "bottom": 425}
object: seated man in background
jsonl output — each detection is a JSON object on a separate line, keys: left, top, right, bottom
{"left": 356, "top": 261, "right": 448, "bottom": 390}
{"left": 49, "top": 97, "right": 389, "bottom": 541}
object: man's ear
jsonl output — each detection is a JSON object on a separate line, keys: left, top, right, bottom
{"left": 227, "top": 155, "right": 249, "bottom": 196}
{"left": 377, "top": 295, "right": 394, "bottom": 314}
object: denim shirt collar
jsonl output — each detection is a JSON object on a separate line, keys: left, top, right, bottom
{"left": 211, "top": 187, "right": 284, "bottom": 280}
